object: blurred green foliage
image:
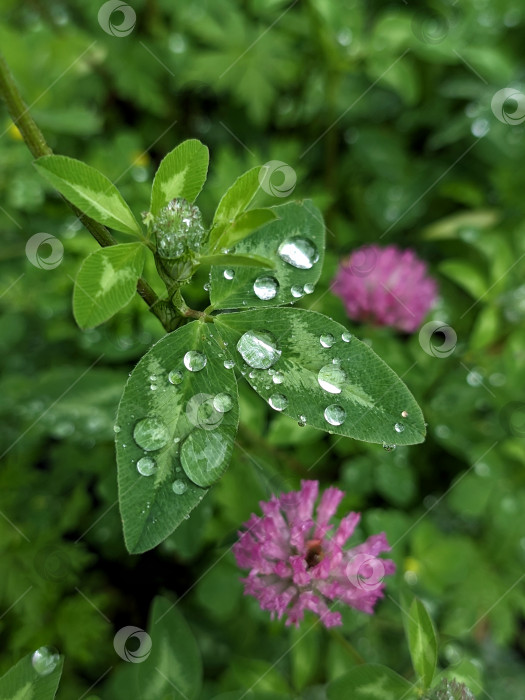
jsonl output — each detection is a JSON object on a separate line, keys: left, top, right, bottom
{"left": 1, "top": 0, "right": 525, "bottom": 697}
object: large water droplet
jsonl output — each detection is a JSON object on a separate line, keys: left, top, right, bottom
{"left": 318, "top": 364, "right": 347, "bottom": 394}
{"left": 137, "top": 457, "right": 157, "bottom": 476}
{"left": 253, "top": 276, "right": 279, "bottom": 300}
{"left": 291, "top": 284, "right": 304, "bottom": 298}
{"left": 172, "top": 479, "right": 187, "bottom": 495}
{"left": 32, "top": 647, "right": 60, "bottom": 676}
{"left": 394, "top": 422, "right": 405, "bottom": 433}
{"left": 168, "top": 369, "right": 183, "bottom": 385}
{"left": 237, "top": 330, "right": 281, "bottom": 369}
{"left": 180, "top": 430, "right": 229, "bottom": 484}
{"left": 184, "top": 351, "right": 207, "bottom": 372}
{"left": 213, "top": 393, "right": 233, "bottom": 413}
{"left": 272, "top": 371, "right": 284, "bottom": 384}
{"left": 278, "top": 237, "right": 319, "bottom": 269}
{"left": 304, "top": 283, "right": 315, "bottom": 295}
{"left": 320, "top": 333, "right": 335, "bottom": 348}
{"left": 324, "top": 404, "right": 346, "bottom": 426}
{"left": 342, "top": 331, "right": 352, "bottom": 342}
{"left": 133, "top": 418, "right": 170, "bottom": 451}
{"left": 224, "top": 359, "right": 235, "bottom": 369}
{"left": 269, "top": 393, "right": 288, "bottom": 411}
{"left": 223, "top": 269, "right": 235, "bottom": 280}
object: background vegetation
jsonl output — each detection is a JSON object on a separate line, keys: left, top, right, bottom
{"left": 1, "top": 0, "right": 525, "bottom": 697}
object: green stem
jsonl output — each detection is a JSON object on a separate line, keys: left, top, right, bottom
{"left": 0, "top": 51, "right": 173, "bottom": 332}
{"left": 328, "top": 629, "right": 366, "bottom": 665}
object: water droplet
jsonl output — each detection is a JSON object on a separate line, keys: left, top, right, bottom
{"left": 213, "top": 393, "right": 233, "bottom": 413}
{"left": 133, "top": 418, "right": 170, "bottom": 451}
{"left": 269, "top": 393, "right": 288, "bottom": 411}
{"left": 253, "top": 276, "right": 279, "bottom": 300}
{"left": 324, "top": 404, "right": 346, "bottom": 426}
{"left": 383, "top": 442, "right": 397, "bottom": 452}
{"left": 137, "top": 457, "right": 157, "bottom": 476}
{"left": 223, "top": 269, "right": 235, "bottom": 280}
{"left": 168, "top": 369, "right": 183, "bottom": 385}
{"left": 394, "top": 422, "right": 405, "bottom": 433}
{"left": 237, "top": 330, "right": 281, "bottom": 369}
{"left": 298, "top": 415, "right": 307, "bottom": 427}
{"left": 401, "top": 410, "right": 408, "bottom": 418}
{"left": 172, "top": 479, "right": 187, "bottom": 495}
{"left": 184, "top": 351, "right": 207, "bottom": 372}
{"left": 203, "top": 282, "right": 211, "bottom": 291}
{"left": 113, "top": 425, "right": 121, "bottom": 433}
{"left": 32, "top": 647, "right": 60, "bottom": 676}
{"left": 223, "top": 359, "right": 235, "bottom": 369}
{"left": 291, "top": 284, "right": 304, "bottom": 298}
{"left": 278, "top": 237, "right": 319, "bottom": 269}
{"left": 272, "top": 371, "right": 284, "bottom": 384}
{"left": 150, "top": 384, "right": 158, "bottom": 391}
{"left": 342, "top": 331, "right": 352, "bottom": 342}
{"left": 173, "top": 437, "right": 180, "bottom": 444}
{"left": 320, "top": 333, "right": 335, "bottom": 348}
{"left": 304, "top": 283, "right": 315, "bottom": 294}
{"left": 318, "top": 364, "right": 347, "bottom": 394}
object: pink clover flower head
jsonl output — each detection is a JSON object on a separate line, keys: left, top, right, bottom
{"left": 233, "top": 480, "right": 395, "bottom": 627}
{"left": 332, "top": 244, "right": 437, "bottom": 333}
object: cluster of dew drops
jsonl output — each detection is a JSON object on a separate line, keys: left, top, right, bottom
{"left": 115, "top": 233, "right": 407, "bottom": 493}
{"left": 115, "top": 348, "right": 235, "bottom": 500}
{"left": 221, "top": 235, "right": 319, "bottom": 301}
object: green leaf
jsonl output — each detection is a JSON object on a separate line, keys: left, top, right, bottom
{"left": 150, "top": 139, "right": 209, "bottom": 215}
{"left": 211, "top": 208, "right": 278, "bottom": 251}
{"left": 327, "top": 664, "right": 415, "bottom": 700}
{"left": 34, "top": 155, "right": 141, "bottom": 236}
{"left": 199, "top": 253, "right": 275, "bottom": 269}
{"left": 215, "top": 307, "right": 425, "bottom": 445}
{"left": 406, "top": 599, "right": 438, "bottom": 689}
{"left": 73, "top": 243, "right": 146, "bottom": 329}
{"left": 438, "top": 259, "right": 488, "bottom": 299}
{"left": 116, "top": 320, "right": 239, "bottom": 553}
{"left": 210, "top": 200, "right": 325, "bottom": 310}
{"left": 0, "top": 651, "right": 63, "bottom": 700}
{"left": 212, "top": 167, "right": 261, "bottom": 227}
{"left": 135, "top": 596, "right": 202, "bottom": 700}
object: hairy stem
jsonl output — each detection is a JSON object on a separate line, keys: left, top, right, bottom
{"left": 0, "top": 51, "right": 174, "bottom": 331}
